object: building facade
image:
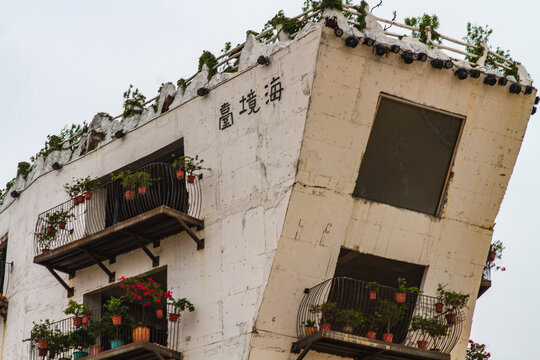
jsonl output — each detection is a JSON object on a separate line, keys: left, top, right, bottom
{"left": 0, "top": 4, "right": 535, "bottom": 360}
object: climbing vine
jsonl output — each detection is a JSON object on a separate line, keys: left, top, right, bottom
{"left": 404, "top": 14, "right": 441, "bottom": 46}
{"left": 463, "top": 23, "right": 518, "bottom": 81}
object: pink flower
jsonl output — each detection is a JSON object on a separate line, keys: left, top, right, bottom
{"left": 138, "top": 295, "right": 142, "bottom": 300}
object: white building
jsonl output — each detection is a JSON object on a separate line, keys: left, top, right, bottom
{"left": 0, "top": 3, "right": 535, "bottom": 360}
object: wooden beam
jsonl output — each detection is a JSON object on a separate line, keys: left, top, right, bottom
{"left": 80, "top": 248, "right": 116, "bottom": 283}
{"left": 169, "top": 213, "right": 204, "bottom": 250}
{"left": 46, "top": 266, "right": 74, "bottom": 297}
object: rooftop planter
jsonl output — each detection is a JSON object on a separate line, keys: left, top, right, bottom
{"left": 293, "top": 277, "right": 464, "bottom": 359}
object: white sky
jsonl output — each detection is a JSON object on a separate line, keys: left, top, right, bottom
{"left": 1, "top": 1, "right": 538, "bottom": 358}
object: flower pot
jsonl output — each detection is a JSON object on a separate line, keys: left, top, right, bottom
{"left": 365, "top": 331, "right": 377, "bottom": 339}
{"left": 418, "top": 340, "right": 428, "bottom": 349}
{"left": 320, "top": 323, "right": 331, "bottom": 331}
{"left": 369, "top": 291, "right": 377, "bottom": 300}
{"left": 84, "top": 191, "right": 92, "bottom": 200}
{"left": 446, "top": 313, "right": 456, "bottom": 325}
{"left": 82, "top": 315, "right": 90, "bottom": 325}
{"left": 187, "top": 174, "right": 196, "bottom": 183}
{"left": 395, "top": 292, "right": 406, "bottom": 303}
{"left": 76, "top": 195, "right": 85, "bottom": 204}
{"left": 38, "top": 348, "right": 47, "bottom": 356}
{"left": 73, "top": 316, "right": 82, "bottom": 327}
{"left": 342, "top": 324, "right": 354, "bottom": 334}
{"left": 137, "top": 186, "right": 147, "bottom": 196}
{"left": 112, "top": 315, "right": 122, "bottom": 326}
{"left": 73, "top": 351, "right": 88, "bottom": 359}
{"left": 110, "top": 339, "right": 124, "bottom": 349}
{"left": 435, "top": 302, "right": 444, "bottom": 313}
{"left": 124, "top": 190, "right": 136, "bottom": 200}
{"left": 176, "top": 170, "right": 185, "bottom": 180}
{"left": 41, "top": 248, "right": 50, "bottom": 254}
{"left": 133, "top": 326, "right": 150, "bottom": 342}
{"left": 38, "top": 340, "right": 49, "bottom": 349}
{"left": 73, "top": 197, "right": 79, "bottom": 205}
{"left": 382, "top": 333, "right": 393, "bottom": 343}
{"left": 47, "top": 226, "right": 55, "bottom": 235}
{"left": 92, "top": 345, "right": 103, "bottom": 354}
{"left": 488, "top": 251, "right": 496, "bottom": 262}
{"left": 169, "top": 313, "right": 180, "bottom": 322}
{"left": 305, "top": 326, "right": 317, "bottom": 337}
{"left": 156, "top": 308, "right": 163, "bottom": 319}
{"left": 58, "top": 221, "right": 66, "bottom": 230}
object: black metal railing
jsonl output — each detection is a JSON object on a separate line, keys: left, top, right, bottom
{"left": 33, "top": 162, "right": 202, "bottom": 255}
{"left": 482, "top": 265, "right": 491, "bottom": 282}
{"left": 297, "top": 277, "right": 464, "bottom": 354}
{"left": 29, "top": 303, "right": 182, "bottom": 359}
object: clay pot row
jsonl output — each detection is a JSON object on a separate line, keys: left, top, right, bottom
{"left": 73, "top": 192, "right": 93, "bottom": 205}
{"left": 175, "top": 170, "right": 196, "bottom": 183}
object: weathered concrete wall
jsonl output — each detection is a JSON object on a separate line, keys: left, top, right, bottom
{"left": 249, "top": 27, "right": 534, "bottom": 360}
{"left": 0, "top": 27, "right": 321, "bottom": 360}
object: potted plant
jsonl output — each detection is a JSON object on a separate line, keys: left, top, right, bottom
{"left": 426, "top": 319, "right": 448, "bottom": 350}
{"left": 168, "top": 297, "right": 195, "bottom": 323}
{"left": 309, "top": 302, "right": 337, "bottom": 330}
{"left": 64, "top": 180, "right": 84, "bottom": 205}
{"left": 366, "top": 281, "right": 380, "bottom": 300}
{"left": 377, "top": 300, "right": 406, "bottom": 343}
{"left": 88, "top": 314, "right": 120, "bottom": 353}
{"left": 46, "top": 331, "right": 70, "bottom": 359}
{"left": 410, "top": 316, "right": 447, "bottom": 349}
{"left": 104, "top": 297, "right": 129, "bottom": 326}
{"left": 111, "top": 171, "right": 158, "bottom": 200}
{"left": 67, "top": 326, "right": 91, "bottom": 359}
{"left": 437, "top": 284, "right": 469, "bottom": 325}
{"left": 302, "top": 320, "right": 317, "bottom": 337}
{"left": 365, "top": 312, "right": 382, "bottom": 339}
{"left": 337, "top": 309, "right": 365, "bottom": 334}
{"left": 64, "top": 300, "right": 91, "bottom": 327}
{"left": 34, "top": 229, "right": 56, "bottom": 254}
{"left": 24, "top": 319, "right": 53, "bottom": 350}
{"left": 47, "top": 210, "right": 74, "bottom": 230}
{"left": 79, "top": 176, "right": 101, "bottom": 200}
{"left": 395, "top": 277, "right": 422, "bottom": 303}
{"left": 119, "top": 276, "right": 172, "bottom": 341}
{"left": 171, "top": 154, "right": 209, "bottom": 183}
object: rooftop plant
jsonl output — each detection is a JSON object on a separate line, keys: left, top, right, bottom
{"left": 17, "top": 162, "right": 31, "bottom": 180}
{"left": 404, "top": 14, "right": 441, "bottom": 46}
{"left": 198, "top": 51, "right": 218, "bottom": 80}
{"left": 123, "top": 84, "right": 146, "bottom": 118}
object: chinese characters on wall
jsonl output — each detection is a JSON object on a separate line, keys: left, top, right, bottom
{"left": 219, "top": 76, "right": 284, "bottom": 130}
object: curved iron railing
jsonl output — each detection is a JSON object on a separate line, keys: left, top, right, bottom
{"left": 297, "top": 277, "right": 464, "bottom": 354}
{"left": 33, "top": 162, "right": 202, "bottom": 255}
{"left": 29, "top": 303, "right": 182, "bottom": 359}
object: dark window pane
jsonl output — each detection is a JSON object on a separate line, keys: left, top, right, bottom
{"left": 353, "top": 95, "right": 463, "bottom": 215}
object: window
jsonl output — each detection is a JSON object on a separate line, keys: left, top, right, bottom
{"left": 353, "top": 94, "right": 464, "bottom": 216}
{"left": 0, "top": 234, "right": 7, "bottom": 295}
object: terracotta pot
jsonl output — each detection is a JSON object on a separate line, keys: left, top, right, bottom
{"left": 395, "top": 292, "right": 406, "bottom": 303}
{"left": 124, "top": 190, "right": 136, "bottom": 200}
{"left": 138, "top": 186, "right": 147, "bottom": 195}
{"left": 155, "top": 308, "right": 163, "bottom": 319}
{"left": 418, "top": 340, "right": 428, "bottom": 349}
{"left": 132, "top": 326, "right": 150, "bottom": 342}
{"left": 187, "top": 174, "right": 196, "bottom": 183}
{"left": 169, "top": 313, "right": 180, "bottom": 322}
{"left": 73, "top": 316, "right": 82, "bottom": 327}
{"left": 58, "top": 221, "right": 66, "bottom": 230}
{"left": 320, "top": 323, "right": 331, "bottom": 331}
{"left": 446, "top": 313, "right": 456, "bottom": 325}
{"left": 38, "top": 340, "right": 48, "bottom": 349}
{"left": 382, "top": 333, "right": 393, "bottom": 343}
{"left": 76, "top": 195, "right": 84, "bottom": 204}
{"left": 369, "top": 291, "right": 377, "bottom": 300}
{"left": 435, "top": 302, "right": 444, "bottom": 313}
{"left": 82, "top": 315, "right": 90, "bottom": 325}
{"left": 488, "top": 251, "right": 496, "bottom": 262}
{"left": 0, "top": 293, "right": 5, "bottom": 301}
{"left": 365, "top": 331, "right": 377, "bottom": 339}
{"left": 84, "top": 191, "right": 92, "bottom": 200}
{"left": 176, "top": 170, "right": 185, "bottom": 180}
{"left": 38, "top": 348, "right": 47, "bottom": 356}
{"left": 47, "top": 226, "right": 55, "bottom": 235}
{"left": 41, "top": 248, "right": 50, "bottom": 254}
{"left": 92, "top": 345, "right": 103, "bottom": 355}
{"left": 305, "top": 326, "right": 317, "bottom": 337}
{"left": 112, "top": 315, "right": 122, "bottom": 326}
{"left": 73, "top": 197, "right": 79, "bottom": 205}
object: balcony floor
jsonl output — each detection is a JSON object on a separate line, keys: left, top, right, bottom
{"left": 34, "top": 205, "right": 204, "bottom": 275}
{"left": 292, "top": 330, "right": 450, "bottom": 360}
{"left": 86, "top": 341, "right": 182, "bottom": 360}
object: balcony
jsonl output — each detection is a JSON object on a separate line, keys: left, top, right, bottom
{"left": 478, "top": 265, "right": 491, "bottom": 298}
{"left": 291, "top": 278, "right": 464, "bottom": 360}
{"left": 29, "top": 303, "right": 182, "bottom": 360}
{"left": 33, "top": 162, "right": 204, "bottom": 296}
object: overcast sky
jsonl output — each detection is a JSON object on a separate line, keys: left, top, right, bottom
{"left": 1, "top": 1, "right": 538, "bottom": 358}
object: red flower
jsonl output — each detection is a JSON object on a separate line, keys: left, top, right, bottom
{"left": 138, "top": 295, "right": 142, "bottom": 300}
